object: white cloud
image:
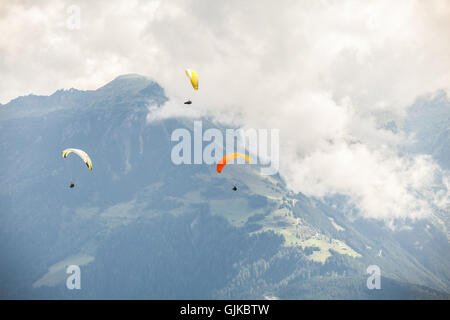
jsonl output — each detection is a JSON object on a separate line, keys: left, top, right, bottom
{"left": 1, "top": 0, "right": 449, "bottom": 224}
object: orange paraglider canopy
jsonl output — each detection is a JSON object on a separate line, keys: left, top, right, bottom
{"left": 217, "top": 153, "right": 251, "bottom": 173}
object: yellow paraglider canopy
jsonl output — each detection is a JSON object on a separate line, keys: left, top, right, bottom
{"left": 185, "top": 69, "right": 198, "bottom": 91}
{"left": 62, "top": 148, "right": 93, "bottom": 170}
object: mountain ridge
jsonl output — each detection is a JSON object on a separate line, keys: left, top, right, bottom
{"left": 0, "top": 74, "right": 448, "bottom": 299}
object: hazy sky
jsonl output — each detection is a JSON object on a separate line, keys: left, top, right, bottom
{"left": 1, "top": 0, "right": 449, "bottom": 225}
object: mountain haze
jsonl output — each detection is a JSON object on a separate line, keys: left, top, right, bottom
{"left": 0, "top": 74, "right": 448, "bottom": 299}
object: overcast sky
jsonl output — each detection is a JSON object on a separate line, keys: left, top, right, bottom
{"left": 1, "top": 0, "right": 449, "bottom": 226}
